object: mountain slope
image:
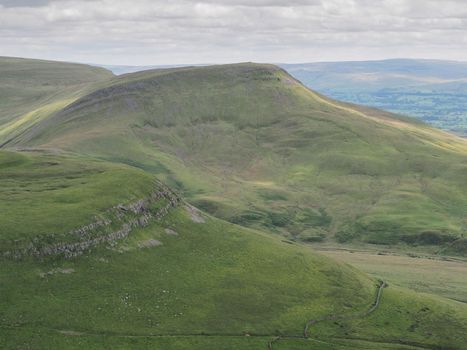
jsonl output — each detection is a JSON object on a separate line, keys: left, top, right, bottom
{"left": 1, "top": 150, "right": 466, "bottom": 350}
{"left": 1, "top": 60, "right": 467, "bottom": 349}
{"left": 8, "top": 63, "right": 467, "bottom": 253}
{"left": 0, "top": 57, "right": 114, "bottom": 147}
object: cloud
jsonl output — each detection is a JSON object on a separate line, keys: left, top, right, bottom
{"left": 0, "top": 0, "right": 50, "bottom": 7}
{"left": 0, "top": 0, "right": 466, "bottom": 64}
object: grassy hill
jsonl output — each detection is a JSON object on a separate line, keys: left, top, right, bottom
{"left": 1, "top": 151, "right": 467, "bottom": 350}
{"left": 0, "top": 57, "right": 114, "bottom": 147}
{"left": 0, "top": 150, "right": 156, "bottom": 254}
{"left": 1, "top": 58, "right": 467, "bottom": 349}
{"left": 7, "top": 63, "right": 467, "bottom": 253}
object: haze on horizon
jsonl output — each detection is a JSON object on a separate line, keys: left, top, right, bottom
{"left": 0, "top": 0, "right": 466, "bottom": 66}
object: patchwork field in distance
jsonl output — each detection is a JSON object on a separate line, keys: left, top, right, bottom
{"left": 282, "top": 59, "right": 467, "bottom": 136}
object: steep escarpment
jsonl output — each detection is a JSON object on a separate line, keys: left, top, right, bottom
{"left": 10, "top": 63, "right": 467, "bottom": 252}
{"left": 2, "top": 182, "right": 180, "bottom": 259}
{"left": 0, "top": 150, "right": 179, "bottom": 258}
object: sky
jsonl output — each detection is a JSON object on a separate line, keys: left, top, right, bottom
{"left": 0, "top": 0, "right": 466, "bottom": 65}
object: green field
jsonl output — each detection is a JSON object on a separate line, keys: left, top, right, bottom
{"left": 1, "top": 57, "right": 467, "bottom": 349}
{"left": 2, "top": 196, "right": 467, "bottom": 349}
{"left": 319, "top": 248, "right": 467, "bottom": 303}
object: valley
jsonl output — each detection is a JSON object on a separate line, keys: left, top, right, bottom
{"left": 319, "top": 246, "right": 467, "bottom": 303}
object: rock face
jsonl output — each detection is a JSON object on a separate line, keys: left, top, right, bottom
{"left": 185, "top": 204, "right": 206, "bottom": 223}
{"left": 165, "top": 228, "right": 178, "bottom": 236}
{"left": 137, "top": 239, "right": 162, "bottom": 248}
{"left": 2, "top": 182, "right": 180, "bottom": 260}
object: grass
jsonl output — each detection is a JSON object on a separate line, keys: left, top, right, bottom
{"left": 319, "top": 248, "right": 467, "bottom": 303}
{"left": 1, "top": 206, "right": 466, "bottom": 349}
{"left": 310, "top": 287, "right": 467, "bottom": 349}
{"left": 6, "top": 62, "right": 466, "bottom": 252}
{"left": 1, "top": 330, "right": 438, "bottom": 350}
{"left": 0, "top": 150, "right": 154, "bottom": 249}
{"left": 0, "top": 56, "right": 113, "bottom": 146}
{"left": 0, "top": 208, "right": 375, "bottom": 336}
{"left": 0, "top": 330, "right": 273, "bottom": 350}
{"left": 1, "top": 58, "right": 467, "bottom": 349}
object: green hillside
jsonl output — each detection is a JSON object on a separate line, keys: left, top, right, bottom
{"left": 1, "top": 59, "right": 467, "bottom": 349}
{"left": 1, "top": 151, "right": 466, "bottom": 350}
{"left": 8, "top": 63, "right": 467, "bottom": 253}
{"left": 0, "top": 57, "right": 114, "bottom": 147}
{"left": 0, "top": 150, "right": 156, "bottom": 254}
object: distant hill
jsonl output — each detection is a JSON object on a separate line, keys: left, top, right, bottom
{"left": 0, "top": 56, "right": 114, "bottom": 147}
{"left": 281, "top": 59, "right": 467, "bottom": 136}
{"left": 97, "top": 63, "right": 205, "bottom": 75}
{"left": 6, "top": 62, "right": 466, "bottom": 254}
{"left": 97, "top": 59, "right": 467, "bottom": 136}
{"left": 99, "top": 64, "right": 177, "bottom": 75}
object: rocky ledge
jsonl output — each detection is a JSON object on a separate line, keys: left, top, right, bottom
{"left": 2, "top": 182, "right": 180, "bottom": 260}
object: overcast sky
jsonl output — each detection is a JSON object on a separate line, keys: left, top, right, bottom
{"left": 0, "top": 0, "right": 466, "bottom": 65}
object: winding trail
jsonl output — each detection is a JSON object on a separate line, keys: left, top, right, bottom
{"left": 304, "top": 280, "right": 386, "bottom": 337}
{"left": 268, "top": 280, "right": 387, "bottom": 349}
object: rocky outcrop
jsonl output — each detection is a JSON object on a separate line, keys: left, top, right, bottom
{"left": 2, "top": 182, "right": 180, "bottom": 260}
